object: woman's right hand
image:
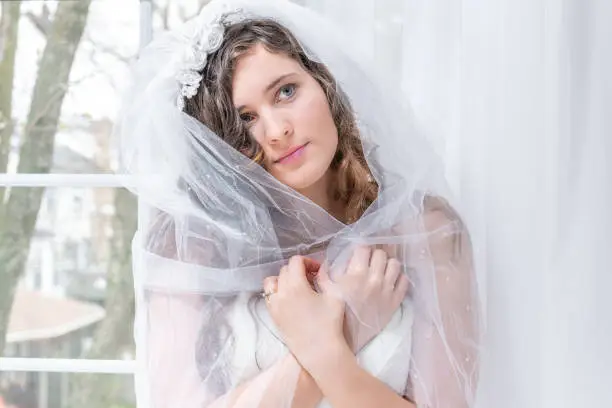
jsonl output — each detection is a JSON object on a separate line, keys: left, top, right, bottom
{"left": 318, "top": 246, "right": 410, "bottom": 353}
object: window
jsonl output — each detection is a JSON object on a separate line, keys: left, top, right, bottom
{"left": 0, "top": 1, "right": 142, "bottom": 407}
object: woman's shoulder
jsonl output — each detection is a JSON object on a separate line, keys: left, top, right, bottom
{"left": 421, "top": 194, "right": 465, "bottom": 232}
{"left": 420, "top": 194, "right": 472, "bottom": 259}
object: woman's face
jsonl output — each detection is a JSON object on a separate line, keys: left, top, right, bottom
{"left": 232, "top": 44, "right": 338, "bottom": 195}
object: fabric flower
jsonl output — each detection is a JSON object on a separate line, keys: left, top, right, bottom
{"left": 183, "top": 46, "right": 207, "bottom": 72}
{"left": 176, "top": 8, "right": 247, "bottom": 111}
{"left": 204, "top": 23, "right": 225, "bottom": 53}
{"left": 176, "top": 69, "right": 203, "bottom": 87}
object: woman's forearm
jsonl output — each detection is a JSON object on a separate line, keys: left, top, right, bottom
{"left": 148, "top": 294, "right": 322, "bottom": 408}
{"left": 305, "top": 342, "right": 415, "bottom": 408}
{"left": 210, "top": 354, "right": 323, "bottom": 408}
{"left": 262, "top": 355, "right": 323, "bottom": 408}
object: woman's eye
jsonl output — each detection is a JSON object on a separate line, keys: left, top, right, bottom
{"left": 240, "top": 112, "right": 255, "bottom": 124}
{"left": 277, "top": 84, "right": 296, "bottom": 100}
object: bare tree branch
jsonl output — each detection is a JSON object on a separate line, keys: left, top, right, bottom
{"left": 152, "top": 0, "right": 171, "bottom": 30}
{"left": 177, "top": 2, "right": 190, "bottom": 22}
{"left": 178, "top": 0, "right": 212, "bottom": 23}
{"left": 197, "top": 0, "right": 212, "bottom": 15}
{"left": 25, "top": 3, "right": 52, "bottom": 38}
{"left": 85, "top": 32, "right": 131, "bottom": 65}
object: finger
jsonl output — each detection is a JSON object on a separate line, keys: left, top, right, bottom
{"left": 347, "top": 246, "right": 372, "bottom": 276}
{"left": 316, "top": 263, "right": 341, "bottom": 298}
{"left": 383, "top": 258, "right": 401, "bottom": 290}
{"left": 284, "top": 256, "right": 310, "bottom": 288}
{"left": 392, "top": 273, "right": 411, "bottom": 303}
{"left": 379, "top": 243, "right": 390, "bottom": 258}
{"left": 263, "top": 276, "right": 279, "bottom": 304}
{"left": 369, "top": 249, "right": 388, "bottom": 282}
{"left": 277, "top": 264, "right": 290, "bottom": 289}
{"left": 385, "top": 244, "right": 401, "bottom": 259}
{"left": 315, "top": 262, "right": 331, "bottom": 291}
{"left": 263, "top": 276, "right": 279, "bottom": 294}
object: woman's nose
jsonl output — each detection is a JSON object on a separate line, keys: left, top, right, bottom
{"left": 263, "top": 111, "right": 293, "bottom": 144}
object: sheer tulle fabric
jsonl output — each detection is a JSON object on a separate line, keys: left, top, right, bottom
{"left": 347, "top": 1, "right": 612, "bottom": 406}
{"left": 117, "top": 0, "right": 482, "bottom": 407}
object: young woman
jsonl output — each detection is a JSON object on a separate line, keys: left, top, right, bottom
{"left": 117, "top": 1, "right": 481, "bottom": 407}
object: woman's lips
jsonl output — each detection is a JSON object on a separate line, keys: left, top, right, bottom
{"left": 276, "top": 143, "right": 309, "bottom": 164}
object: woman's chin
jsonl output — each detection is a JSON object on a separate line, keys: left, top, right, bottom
{"left": 280, "top": 176, "right": 319, "bottom": 192}
{"left": 278, "top": 167, "right": 332, "bottom": 195}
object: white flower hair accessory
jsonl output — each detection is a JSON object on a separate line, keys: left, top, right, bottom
{"left": 175, "top": 6, "right": 249, "bottom": 111}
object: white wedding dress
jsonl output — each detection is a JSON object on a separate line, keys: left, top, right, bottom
{"left": 226, "top": 293, "right": 415, "bottom": 407}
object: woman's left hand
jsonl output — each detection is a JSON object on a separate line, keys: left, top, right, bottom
{"left": 263, "top": 255, "right": 347, "bottom": 370}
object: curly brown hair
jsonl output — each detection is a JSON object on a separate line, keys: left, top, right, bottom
{"left": 183, "top": 18, "right": 378, "bottom": 223}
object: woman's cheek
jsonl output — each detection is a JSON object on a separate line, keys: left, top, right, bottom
{"left": 250, "top": 126, "right": 264, "bottom": 146}
{"left": 298, "top": 91, "right": 323, "bottom": 118}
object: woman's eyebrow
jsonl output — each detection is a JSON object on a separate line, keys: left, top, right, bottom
{"left": 264, "top": 72, "right": 297, "bottom": 93}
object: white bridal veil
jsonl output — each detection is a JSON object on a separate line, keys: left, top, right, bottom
{"left": 117, "top": 0, "right": 482, "bottom": 407}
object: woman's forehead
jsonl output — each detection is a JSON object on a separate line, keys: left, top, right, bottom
{"left": 232, "top": 44, "right": 304, "bottom": 105}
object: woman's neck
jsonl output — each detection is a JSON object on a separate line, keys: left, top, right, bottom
{"left": 298, "top": 169, "right": 346, "bottom": 223}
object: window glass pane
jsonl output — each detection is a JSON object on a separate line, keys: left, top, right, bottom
{"left": 0, "top": 187, "right": 137, "bottom": 360}
{"left": 5, "top": 0, "right": 139, "bottom": 175}
{"left": 0, "top": 371, "right": 135, "bottom": 408}
{"left": 151, "top": 0, "right": 213, "bottom": 32}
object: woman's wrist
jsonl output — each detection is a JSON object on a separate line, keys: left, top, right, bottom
{"left": 299, "top": 338, "right": 355, "bottom": 384}
{"left": 296, "top": 361, "right": 324, "bottom": 406}
{"left": 280, "top": 354, "right": 323, "bottom": 407}
{"left": 303, "top": 343, "right": 414, "bottom": 408}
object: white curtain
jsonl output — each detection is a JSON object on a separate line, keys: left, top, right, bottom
{"left": 298, "top": 0, "right": 612, "bottom": 406}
